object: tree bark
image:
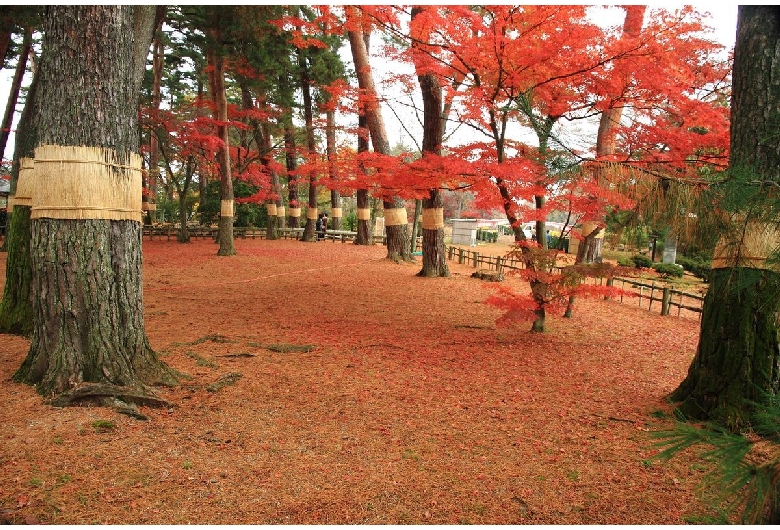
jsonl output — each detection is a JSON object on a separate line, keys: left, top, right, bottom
{"left": 284, "top": 123, "right": 300, "bottom": 229}
{"left": 144, "top": 16, "right": 164, "bottom": 224}
{"left": 260, "top": 121, "right": 282, "bottom": 239}
{"left": 352, "top": 32, "right": 373, "bottom": 246}
{"left": 299, "top": 49, "right": 319, "bottom": 243}
{"left": 207, "top": 40, "right": 235, "bottom": 256}
{"left": 327, "top": 110, "right": 342, "bottom": 231}
{"left": 578, "top": 6, "right": 645, "bottom": 265}
{"left": 669, "top": 6, "right": 780, "bottom": 430}
{"left": 13, "top": 6, "right": 178, "bottom": 400}
{"left": 0, "top": 52, "right": 38, "bottom": 335}
{"left": 0, "top": 26, "right": 31, "bottom": 161}
{"left": 348, "top": 19, "right": 412, "bottom": 261}
{"left": 563, "top": 7, "right": 646, "bottom": 319}
{"left": 412, "top": 6, "right": 449, "bottom": 277}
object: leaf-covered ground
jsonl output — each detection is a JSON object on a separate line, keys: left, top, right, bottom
{"left": 0, "top": 238, "right": 715, "bottom": 524}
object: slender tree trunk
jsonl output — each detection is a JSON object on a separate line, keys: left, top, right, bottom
{"left": 144, "top": 18, "right": 164, "bottom": 224}
{"left": 284, "top": 123, "right": 300, "bottom": 229}
{"left": 177, "top": 193, "right": 191, "bottom": 243}
{"left": 352, "top": 32, "right": 372, "bottom": 246}
{"left": 348, "top": 20, "right": 411, "bottom": 261}
{"left": 0, "top": 49, "right": 39, "bottom": 335}
{"left": 670, "top": 6, "right": 780, "bottom": 431}
{"left": 410, "top": 199, "right": 422, "bottom": 254}
{"left": 565, "top": 6, "right": 646, "bottom": 318}
{"left": 411, "top": 7, "right": 449, "bottom": 276}
{"left": 354, "top": 114, "right": 372, "bottom": 245}
{"left": 298, "top": 49, "right": 320, "bottom": 243}
{"left": 0, "top": 26, "right": 11, "bottom": 70}
{"left": 581, "top": 5, "right": 645, "bottom": 263}
{"left": 13, "top": 6, "right": 177, "bottom": 404}
{"left": 207, "top": 41, "right": 235, "bottom": 256}
{"left": 0, "top": 26, "right": 31, "bottom": 161}
{"left": 260, "top": 121, "right": 282, "bottom": 239}
{"left": 327, "top": 110, "right": 342, "bottom": 230}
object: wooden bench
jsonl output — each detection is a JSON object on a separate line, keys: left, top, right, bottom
{"left": 278, "top": 227, "right": 306, "bottom": 240}
{"left": 324, "top": 229, "right": 358, "bottom": 242}
{"left": 233, "top": 227, "right": 265, "bottom": 239}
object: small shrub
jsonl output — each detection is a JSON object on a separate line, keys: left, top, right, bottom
{"left": 677, "top": 255, "right": 712, "bottom": 283}
{"left": 631, "top": 254, "right": 653, "bottom": 268}
{"left": 616, "top": 256, "right": 633, "bottom": 267}
{"left": 652, "top": 262, "right": 684, "bottom": 278}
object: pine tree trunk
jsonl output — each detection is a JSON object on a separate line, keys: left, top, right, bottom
{"left": 328, "top": 111, "right": 342, "bottom": 231}
{"left": 348, "top": 22, "right": 411, "bottom": 260}
{"left": 284, "top": 123, "right": 300, "bottom": 229}
{"left": 17, "top": 220, "right": 179, "bottom": 394}
{"left": 0, "top": 204, "right": 32, "bottom": 335}
{"left": 352, "top": 30, "right": 372, "bottom": 247}
{"left": 670, "top": 6, "right": 780, "bottom": 430}
{"left": 299, "top": 49, "right": 319, "bottom": 243}
{"left": 410, "top": 12, "right": 449, "bottom": 277}
{"left": 384, "top": 198, "right": 411, "bottom": 263}
{"left": 410, "top": 199, "right": 422, "bottom": 254}
{"left": 355, "top": 189, "right": 372, "bottom": 245}
{"left": 144, "top": 19, "right": 163, "bottom": 224}
{"left": 0, "top": 26, "right": 30, "bottom": 160}
{"left": 354, "top": 111, "right": 372, "bottom": 245}
{"left": 670, "top": 268, "right": 780, "bottom": 426}
{"left": 177, "top": 194, "right": 190, "bottom": 243}
{"left": 207, "top": 41, "right": 235, "bottom": 256}
{"left": 13, "top": 6, "right": 178, "bottom": 402}
{"left": 0, "top": 54, "right": 38, "bottom": 335}
{"left": 566, "top": 6, "right": 646, "bottom": 318}
{"left": 418, "top": 191, "right": 449, "bottom": 277}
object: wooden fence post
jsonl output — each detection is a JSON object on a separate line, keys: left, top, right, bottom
{"left": 661, "top": 287, "right": 671, "bottom": 316}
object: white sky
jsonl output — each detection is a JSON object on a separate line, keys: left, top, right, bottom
{"left": 0, "top": 4, "right": 739, "bottom": 162}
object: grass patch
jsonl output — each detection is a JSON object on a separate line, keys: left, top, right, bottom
{"left": 91, "top": 420, "right": 116, "bottom": 433}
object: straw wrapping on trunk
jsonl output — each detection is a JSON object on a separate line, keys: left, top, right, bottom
{"left": 12, "top": 157, "right": 35, "bottom": 209}
{"left": 220, "top": 199, "right": 234, "bottom": 217}
{"left": 712, "top": 221, "right": 780, "bottom": 270}
{"left": 384, "top": 207, "right": 408, "bottom": 226}
{"left": 30, "top": 146, "right": 142, "bottom": 222}
{"left": 357, "top": 208, "right": 371, "bottom": 221}
{"left": 422, "top": 208, "right": 444, "bottom": 230}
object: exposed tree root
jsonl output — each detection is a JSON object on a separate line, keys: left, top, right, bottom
{"left": 46, "top": 383, "right": 172, "bottom": 419}
{"left": 265, "top": 344, "right": 314, "bottom": 353}
{"left": 206, "top": 372, "right": 243, "bottom": 393}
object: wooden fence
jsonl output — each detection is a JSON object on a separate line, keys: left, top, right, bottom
{"left": 143, "top": 225, "right": 388, "bottom": 244}
{"left": 445, "top": 245, "right": 704, "bottom": 319}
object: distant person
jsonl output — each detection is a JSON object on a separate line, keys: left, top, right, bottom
{"left": 546, "top": 230, "right": 551, "bottom": 246}
{"left": 316, "top": 213, "right": 324, "bottom": 240}
{"left": 322, "top": 213, "right": 328, "bottom": 234}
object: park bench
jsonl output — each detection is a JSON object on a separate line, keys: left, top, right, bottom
{"left": 233, "top": 227, "right": 265, "bottom": 239}
{"left": 324, "top": 229, "right": 358, "bottom": 242}
{"left": 277, "top": 227, "right": 305, "bottom": 240}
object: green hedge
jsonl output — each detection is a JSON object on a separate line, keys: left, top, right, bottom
{"left": 631, "top": 254, "right": 654, "bottom": 268}
{"left": 476, "top": 228, "right": 498, "bottom": 243}
{"left": 652, "top": 262, "right": 684, "bottom": 278}
{"left": 676, "top": 255, "right": 712, "bottom": 283}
